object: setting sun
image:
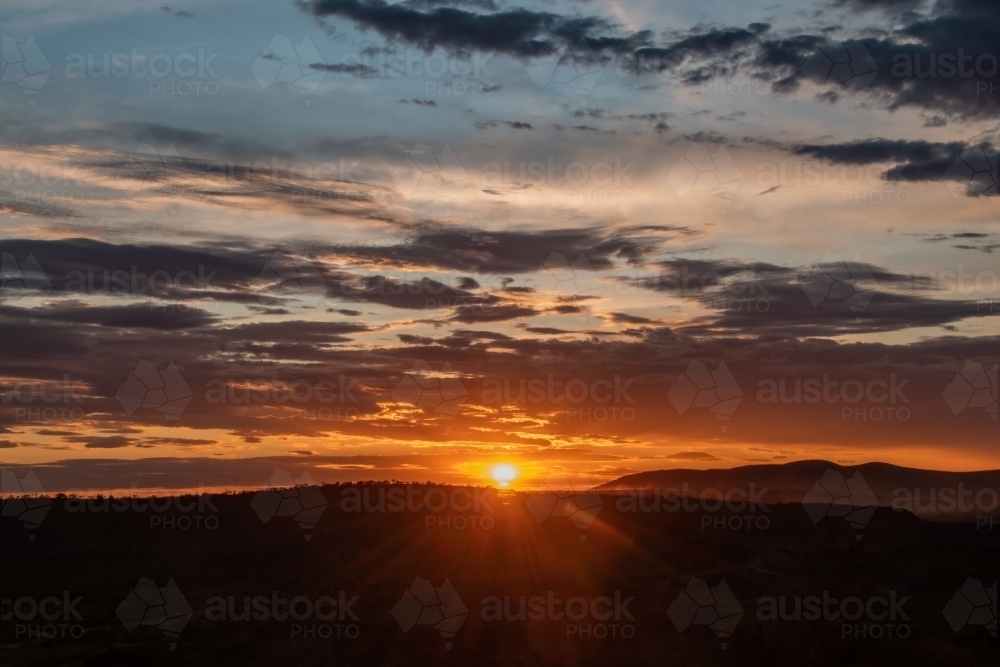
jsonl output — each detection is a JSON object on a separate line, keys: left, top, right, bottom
{"left": 491, "top": 465, "right": 517, "bottom": 487}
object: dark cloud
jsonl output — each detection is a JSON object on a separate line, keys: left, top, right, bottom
{"left": 141, "top": 438, "right": 219, "bottom": 446}
{"left": 1, "top": 302, "right": 219, "bottom": 330}
{"left": 609, "top": 312, "right": 653, "bottom": 324}
{"left": 792, "top": 139, "right": 966, "bottom": 168}
{"left": 663, "top": 451, "right": 719, "bottom": 460}
{"left": 831, "top": 0, "right": 926, "bottom": 11}
{"left": 791, "top": 139, "right": 995, "bottom": 187}
{"left": 161, "top": 6, "right": 195, "bottom": 18}
{"left": 475, "top": 120, "right": 533, "bottom": 130}
{"left": 332, "top": 226, "right": 690, "bottom": 274}
{"left": 78, "top": 436, "right": 135, "bottom": 449}
{"left": 633, "top": 257, "right": 994, "bottom": 337}
{"left": 0, "top": 198, "right": 77, "bottom": 219}
{"left": 310, "top": 62, "right": 380, "bottom": 77}
{"left": 403, "top": 0, "right": 500, "bottom": 10}
{"left": 451, "top": 302, "right": 537, "bottom": 323}
{"left": 301, "top": 0, "right": 650, "bottom": 56}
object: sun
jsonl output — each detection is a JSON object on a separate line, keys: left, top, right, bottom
{"left": 491, "top": 465, "right": 517, "bottom": 487}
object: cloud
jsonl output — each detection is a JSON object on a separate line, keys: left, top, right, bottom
{"left": 609, "top": 312, "right": 654, "bottom": 324}
{"left": 475, "top": 120, "right": 533, "bottom": 130}
{"left": 792, "top": 139, "right": 972, "bottom": 182}
{"left": 161, "top": 6, "right": 195, "bottom": 18}
{"left": 2, "top": 302, "right": 219, "bottom": 330}
{"left": 632, "top": 257, "right": 994, "bottom": 337}
{"left": 79, "top": 436, "right": 135, "bottom": 449}
{"left": 141, "top": 438, "right": 219, "bottom": 447}
{"left": 663, "top": 451, "right": 719, "bottom": 460}
{"left": 302, "top": 0, "right": 650, "bottom": 57}
{"left": 310, "top": 62, "right": 380, "bottom": 77}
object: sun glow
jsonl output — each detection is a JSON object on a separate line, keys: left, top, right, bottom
{"left": 491, "top": 465, "right": 517, "bottom": 487}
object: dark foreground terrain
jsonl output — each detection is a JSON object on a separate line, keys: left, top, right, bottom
{"left": 2, "top": 483, "right": 997, "bottom": 666}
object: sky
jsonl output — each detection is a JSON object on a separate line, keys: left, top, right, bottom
{"left": 0, "top": 0, "right": 997, "bottom": 492}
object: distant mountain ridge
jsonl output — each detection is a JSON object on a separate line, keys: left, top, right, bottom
{"left": 598, "top": 460, "right": 1000, "bottom": 517}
